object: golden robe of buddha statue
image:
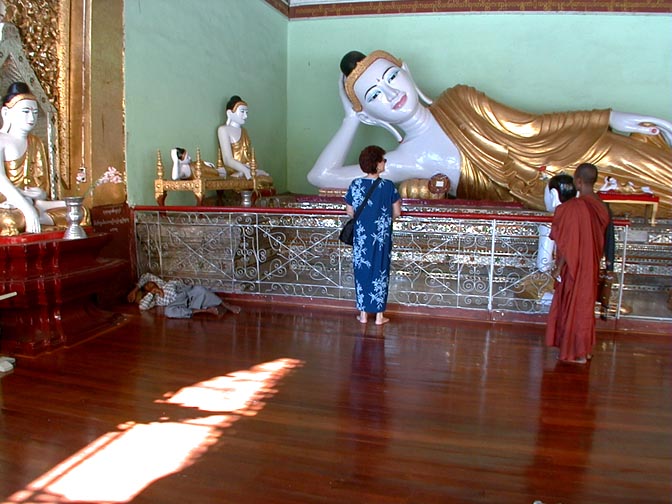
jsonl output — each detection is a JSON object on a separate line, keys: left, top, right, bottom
{"left": 1, "top": 134, "right": 48, "bottom": 192}
{"left": 431, "top": 85, "right": 672, "bottom": 212}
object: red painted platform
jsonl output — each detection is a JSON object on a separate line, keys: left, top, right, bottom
{"left": 0, "top": 232, "right": 131, "bottom": 356}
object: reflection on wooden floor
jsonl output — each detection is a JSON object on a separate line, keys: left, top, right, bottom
{"left": 1, "top": 303, "right": 670, "bottom": 503}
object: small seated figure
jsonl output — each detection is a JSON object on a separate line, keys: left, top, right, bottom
{"left": 217, "top": 95, "right": 271, "bottom": 181}
{"left": 170, "top": 147, "right": 218, "bottom": 181}
{"left": 0, "top": 82, "right": 66, "bottom": 235}
{"left": 127, "top": 272, "right": 241, "bottom": 319}
{"left": 599, "top": 175, "right": 618, "bottom": 192}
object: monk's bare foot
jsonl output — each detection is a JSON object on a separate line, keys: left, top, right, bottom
{"left": 560, "top": 356, "right": 587, "bottom": 364}
{"left": 357, "top": 314, "right": 367, "bottom": 324}
{"left": 375, "top": 316, "right": 389, "bottom": 326}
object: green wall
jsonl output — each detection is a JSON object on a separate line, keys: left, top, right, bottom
{"left": 287, "top": 13, "right": 672, "bottom": 194}
{"left": 125, "top": 0, "right": 287, "bottom": 205}
{"left": 124, "top": 3, "right": 671, "bottom": 202}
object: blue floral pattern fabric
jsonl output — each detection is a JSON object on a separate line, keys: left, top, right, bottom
{"left": 344, "top": 177, "right": 401, "bottom": 313}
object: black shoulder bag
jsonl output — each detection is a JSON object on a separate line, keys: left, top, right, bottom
{"left": 339, "top": 178, "right": 382, "bottom": 246}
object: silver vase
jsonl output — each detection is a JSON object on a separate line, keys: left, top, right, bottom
{"left": 63, "top": 196, "right": 88, "bottom": 240}
{"left": 240, "top": 190, "right": 254, "bottom": 208}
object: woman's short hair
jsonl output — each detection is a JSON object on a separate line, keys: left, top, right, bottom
{"left": 548, "top": 174, "right": 577, "bottom": 203}
{"left": 358, "top": 145, "right": 385, "bottom": 174}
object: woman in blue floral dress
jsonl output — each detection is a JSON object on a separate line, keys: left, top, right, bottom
{"left": 344, "top": 146, "right": 402, "bottom": 325}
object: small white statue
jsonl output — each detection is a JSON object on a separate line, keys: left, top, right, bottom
{"left": 536, "top": 174, "right": 577, "bottom": 273}
{"left": 599, "top": 176, "right": 618, "bottom": 192}
{"left": 170, "top": 147, "right": 218, "bottom": 181}
{"left": 171, "top": 147, "right": 192, "bottom": 180}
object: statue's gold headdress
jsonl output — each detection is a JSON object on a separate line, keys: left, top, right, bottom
{"left": 231, "top": 100, "right": 248, "bottom": 112}
{"left": 344, "top": 50, "right": 402, "bottom": 112}
{"left": 4, "top": 93, "right": 37, "bottom": 109}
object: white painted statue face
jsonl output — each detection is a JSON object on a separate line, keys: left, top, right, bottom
{"left": 353, "top": 58, "right": 419, "bottom": 123}
{"left": 3, "top": 99, "right": 39, "bottom": 134}
{"left": 228, "top": 105, "right": 248, "bottom": 126}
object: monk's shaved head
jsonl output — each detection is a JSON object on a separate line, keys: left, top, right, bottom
{"left": 574, "top": 163, "right": 598, "bottom": 185}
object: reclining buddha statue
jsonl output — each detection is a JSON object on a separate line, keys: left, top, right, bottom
{"left": 308, "top": 49, "right": 672, "bottom": 217}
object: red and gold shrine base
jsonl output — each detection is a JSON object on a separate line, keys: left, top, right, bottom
{"left": 598, "top": 192, "right": 659, "bottom": 225}
{"left": 0, "top": 232, "right": 131, "bottom": 356}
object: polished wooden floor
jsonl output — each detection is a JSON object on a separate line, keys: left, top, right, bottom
{"left": 1, "top": 302, "right": 670, "bottom": 504}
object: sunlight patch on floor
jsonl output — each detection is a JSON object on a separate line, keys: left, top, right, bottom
{"left": 3, "top": 358, "right": 303, "bottom": 504}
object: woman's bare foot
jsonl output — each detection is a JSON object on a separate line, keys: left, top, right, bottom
{"left": 375, "top": 315, "right": 389, "bottom": 326}
{"left": 357, "top": 312, "right": 368, "bottom": 324}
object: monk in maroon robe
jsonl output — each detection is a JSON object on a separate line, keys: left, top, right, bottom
{"left": 545, "top": 163, "right": 610, "bottom": 363}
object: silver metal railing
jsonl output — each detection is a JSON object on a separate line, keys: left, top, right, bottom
{"left": 133, "top": 206, "right": 671, "bottom": 322}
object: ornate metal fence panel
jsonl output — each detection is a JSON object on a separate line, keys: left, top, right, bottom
{"left": 134, "top": 208, "right": 655, "bottom": 320}
{"left": 135, "top": 210, "right": 353, "bottom": 299}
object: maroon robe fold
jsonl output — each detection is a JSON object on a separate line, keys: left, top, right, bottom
{"left": 545, "top": 195, "right": 610, "bottom": 361}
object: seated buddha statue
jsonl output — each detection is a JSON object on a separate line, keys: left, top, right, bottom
{"left": 0, "top": 82, "right": 67, "bottom": 235}
{"left": 308, "top": 49, "right": 672, "bottom": 218}
{"left": 217, "top": 95, "right": 272, "bottom": 186}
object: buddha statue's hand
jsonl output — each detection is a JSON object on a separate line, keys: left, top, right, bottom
{"left": 338, "top": 75, "right": 357, "bottom": 120}
{"left": 355, "top": 111, "right": 403, "bottom": 143}
{"left": 233, "top": 165, "right": 252, "bottom": 179}
{"left": 20, "top": 186, "right": 47, "bottom": 201}
{"left": 15, "top": 197, "right": 41, "bottom": 233}
{"left": 609, "top": 111, "right": 672, "bottom": 146}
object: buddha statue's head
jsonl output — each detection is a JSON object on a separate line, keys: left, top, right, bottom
{"left": 340, "top": 50, "right": 429, "bottom": 125}
{"left": 546, "top": 174, "right": 576, "bottom": 211}
{"left": 1, "top": 82, "right": 38, "bottom": 136}
{"left": 225, "top": 95, "right": 248, "bottom": 127}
